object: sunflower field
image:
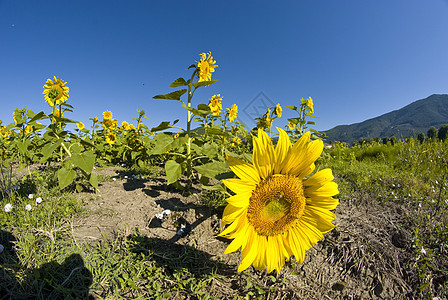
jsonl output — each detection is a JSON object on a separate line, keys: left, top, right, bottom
{"left": 0, "top": 53, "right": 447, "bottom": 299}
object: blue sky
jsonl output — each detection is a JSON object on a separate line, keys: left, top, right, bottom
{"left": 1, "top": 0, "right": 448, "bottom": 132}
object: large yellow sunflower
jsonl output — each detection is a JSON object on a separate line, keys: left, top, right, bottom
{"left": 197, "top": 52, "right": 218, "bottom": 82}
{"left": 42, "top": 76, "right": 69, "bottom": 107}
{"left": 105, "top": 132, "right": 116, "bottom": 144}
{"left": 275, "top": 104, "right": 282, "bottom": 117}
{"left": 227, "top": 104, "right": 238, "bottom": 122}
{"left": 208, "top": 94, "right": 223, "bottom": 116}
{"left": 220, "top": 128, "right": 339, "bottom": 273}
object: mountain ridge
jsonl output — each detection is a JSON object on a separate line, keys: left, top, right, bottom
{"left": 324, "top": 94, "right": 448, "bottom": 144}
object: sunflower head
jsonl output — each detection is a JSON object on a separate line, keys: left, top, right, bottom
{"left": 220, "top": 128, "right": 339, "bottom": 273}
{"left": 105, "top": 132, "right": 117, "bottom": 144}
{"left": 275, "top": 104, "right": 282, "bottom": 117}
{"left": 306, "top": 97, "right": 314, "bottom": 113}
{"left": 77, "top": 122, "right": 85, "bottom": 130}
{"left": 103, "top": 110, "right": 113, "bottom": 120}
{"left": 288, "top": 121, "right": 296, "bottom": 130}
{"left": 227, "top": 104, "right": 238, "bottom": 122}
{"left": 208, "top": 94, "right": 223, "bottom": 116}
{"left": 120, "top": 121, "right": 129, "bottom": 129}
{"left": 197, "top": 52, "right": 218, "bottom": 82}
{"left": 43, "top": 76, "right": 69, "bottom": 107}
{"left": 24, "top": 125, "right": 33, "bottom": 134}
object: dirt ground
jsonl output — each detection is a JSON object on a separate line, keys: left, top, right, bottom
{"left": 71, "top": 167, "right": 421, "bottom": 299}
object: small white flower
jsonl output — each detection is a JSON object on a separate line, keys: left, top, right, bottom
{"left": 0, "top": 244, "right": 4, "bottom": 253}
{"left": 93, "top": 166, "right": 96, "bottom": 170}
{"left": 28, "top": 194, "right": 33, "bottom": 199}
{"left": 421, "top": 246, "right": 426, "bottom": 255}
{"left": 35, "top": 197, "right": 42, "bottom": 204}
{"left": 4, "top": 203, "right": 12, "bottom": 213}
{"left": 419, "top": 203, "right": 422, "bottom": 208}
{"left": 124, "top": 175, "right": 128, "bottom": 179}
{"left": 113, "top": 178, "right": 117, "bottom": 181}
{"left": 122, "top": 163, "right": 126, "bottom": 167}
{"left": 25, "top": 204, "right": 32, "bottom": 211}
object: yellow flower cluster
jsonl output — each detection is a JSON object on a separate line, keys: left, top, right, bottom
{"left": 227, "top": 104, "right": 238, "bottom": 122}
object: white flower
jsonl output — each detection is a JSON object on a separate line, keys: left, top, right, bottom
{"left": 4, "top": 203, "right": 12, "bottom": 213}
{"left": 25, "top": 204, "right": 32, "bottom": 211}
{"left": 419, "top": 203, "right": 422, "bottom": 208}
{"left": 28, "top": 194, "right": 33, "bottom": 199}
{"left": 35, "top": 197, "right": 42, "bottom": 204}
{"left": 124, "top": 176, "right": 128, "bottom": 179}
{"left": 113, "top": 178, "right": 117, "bottom": 181}
{"left": 421, "top": 246, "right": 426, "bottom": 255}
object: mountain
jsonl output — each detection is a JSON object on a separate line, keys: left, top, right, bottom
{"left": 324, "top": 94, "right": 448, "bottom": 144}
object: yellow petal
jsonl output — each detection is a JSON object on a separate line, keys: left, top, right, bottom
{"left": 238, "top": 228, "right": 259, "bottom": 272}
{"left": 290, "top": 139, "right": 323, "bottom": 177}
{"left": 305, "top": 181, "right": 339, "bottom": 198}
{"left": 226, "top": 155, "right": 260, "bottom": 184}
{"left": 302, "top": 206, "right": 336, "bottom": 233}
{"left": 222, "top": 178, "right": 255, "bottom": 194}
{"left": 303, "top": 168, "right": 334, "bottom": 188}
{"left": 224, "top": 220, "right": 249, "bottom": 254}
{"left": 274, "top": 128, "right": 291, "bottom": 174}
{"left": 221, "top": 205, "right": 246, "bottom": 226}
{"left": 225, "top": 191, "right": 251, "bottom": 208}
{"left": 287, "top": 228, "right": 305, "bottom": 263}
{"left": 297, "top": 221, "right": 324, "bottom": 251}
{"left": 253, "top": 235, "right": 268, "bottom": 270}
{"left": 252, "top": 129, "right": 275, "bottom": 179}
{"left": 280, "top": 131, "right": 310, "bottom": 174}
{"left": 306, "top": 196, "right": 339, "bottom": 210}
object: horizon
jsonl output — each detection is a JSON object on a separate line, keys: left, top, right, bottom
{"left": 1, "top": 1, "right": 448, "bottom": 133}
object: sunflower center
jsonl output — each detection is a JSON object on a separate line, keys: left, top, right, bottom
{"left": 247, "top": 175, "right": 306, "bottom": 236}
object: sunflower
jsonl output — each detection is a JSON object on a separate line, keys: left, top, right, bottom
{"left": 197, "top": 52, "right": 218, "bottom": 82}
{"left": 103, "top": 118, "right": 117, "bottom": 130}
{"left": 77, "top": 122, "right": 85, "bottom": 130}
{"left": 208, "top": 94, "right": 223, "bottom": 116}
{"left": 275, "top": 104, "right": 282, "bottom": 117}
{"left": 220, "top": 128, "right": 338, "bottom": 273}
{"left": 105, "top": 132, "right": 116, "bottom": 144}
{"left": 227, "top": 104, "right": 238, "bottom": 122}
{"left": 103, "top": 110, "right": 113, "bottom": 120}
{"left": 24, "top": 125, "right": 33, "bottom": 134}
{"left": 288, "top": 121, "right": 296, "bottom": 130}
{"left": 120, "top": 121, "right": 129, "bottom": 129}
{"left": 42, "top": 76, "right": 69, "bottom": 107}
{"left": 306, "top": 97, "right": 314, "bottom": 113}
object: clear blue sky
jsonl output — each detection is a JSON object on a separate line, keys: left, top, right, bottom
{"left": 1, "top": 0, "right": 448, "bottom": 132}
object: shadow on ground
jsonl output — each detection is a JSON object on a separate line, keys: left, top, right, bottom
{"left": 0, "top": 229, "right": 93, "bottom": 299}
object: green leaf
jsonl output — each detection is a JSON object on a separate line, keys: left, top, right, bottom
{"left": 150, "top": 133, "right": 173, "bottom": 154}
{"left": 151, "top": 121, "right": 171, "bottom": 132}
{"left": 201, "top": 143, "right": 218, "bottom": 159}
{"left": 165, "top": 160, "right": 183, "bottom": 185}
{"left": 205, "top": 127, "right": 229, "bottom": 137}
{"left": 71, "top": 151, "right": 95, "bottom": 173}
{"left": 180, "top": 104, "right": 211, "bottom": 117}
{"left": 169, "top": 78, "right": 187, "bottom": 87}
{"left": 57, "top": 167, "right": 77, "bottom": 190}
{"left": 89, "top": 173, "right": 98, "bottom": 189}
{"left": 191, "top": 80, "right": 218, "bottom": 88}
{"left": 39, "top": 139, "right": 63, "bottom": 163}
{"left": 194, "top": 161, "right": 229, "bottom": 179}
{"left": 285, "top": 105, "right": 297, "bottom": 111}
{"left": 16, "top": 140, "right": 30, "bottom": 155}
{"left": 153, "top": 89, "right": 187, "bottom": 101}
